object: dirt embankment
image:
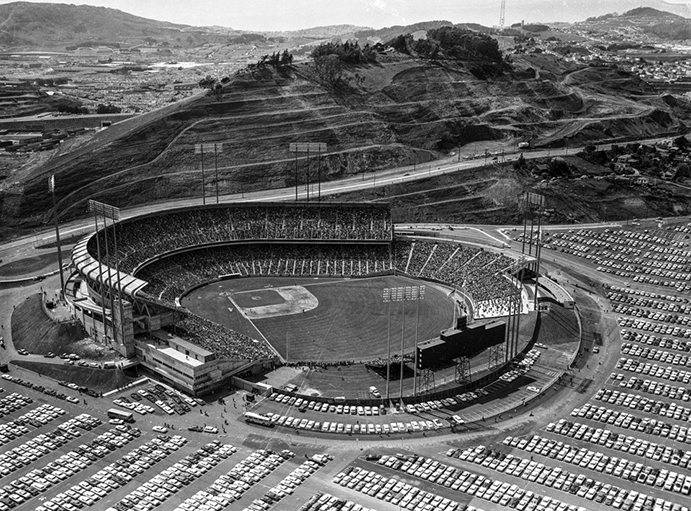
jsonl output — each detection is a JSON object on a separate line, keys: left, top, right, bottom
{"left": 11, "top": 293, "right": 119, "bottom": 360}
{"left": 1, "top": 53, "right": 690, "bottom": 237}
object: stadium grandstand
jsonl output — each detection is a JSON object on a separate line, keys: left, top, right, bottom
{"left": 67, "top": 202, "right": 526, "bottom": 396}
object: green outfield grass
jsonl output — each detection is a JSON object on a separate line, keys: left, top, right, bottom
{"left": 183, "top": 275, "right": 455, "bottom": 363}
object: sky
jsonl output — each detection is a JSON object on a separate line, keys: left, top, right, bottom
{"left": 0, "top": 0, "right": 690, "bottom": 31}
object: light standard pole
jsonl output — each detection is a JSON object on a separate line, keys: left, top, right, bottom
{"left": 48, "top": 175, "right": 65, "bottom": 300}
{"left": 385, "top": 285, "right": 424, "bottom": 403}
{"left": 412, "top": 286, "right": 425, "bottom": 396}
{"left": 214, "top": 143, "right": 219, "bottom": 203}
{"left": 383, "top": 289, "right": 392, "bottom": 402}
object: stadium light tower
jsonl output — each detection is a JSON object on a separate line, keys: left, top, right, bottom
{"left": 88, "top": 200, "right": 125, "bottom": 346}
{"left": 384, "top": 285, "right": 425, "bottom": 403}
{"left": 289, "top": 142, "right": 327, "bottom": 202}
{"left": 195, "top": 143, "right": 223, "bottom": 204}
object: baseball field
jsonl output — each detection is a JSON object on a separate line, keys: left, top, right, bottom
{"left": 182, "top": 274, "right": 455, "bottom": 362}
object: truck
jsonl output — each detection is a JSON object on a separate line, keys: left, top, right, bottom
{"left": 107, "top": 408, "right": 134, "bottom": 423}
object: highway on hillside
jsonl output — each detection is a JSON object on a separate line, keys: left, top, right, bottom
{"left": 0, "top": 145, "right": 580, "bottom": 253}
{"left": 0, "top": 137, "right": 686, "bottom": 260}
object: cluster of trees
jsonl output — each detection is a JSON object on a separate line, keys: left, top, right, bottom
{"left": 95, "top": 103, "right": 121, "bottom": 114}
{"left": 34, "top": 78, "right": 70, "bottom": 87}
{"left": 56, "top": 103, "right": 89, "bottom": 115}
{"left": 387, "top": 26, "right": 503, "bottom": 63}
{"left": 311, "top": 41, "right": 378, "bottom": 64}
{"left": 258, "top": 50, "right": 294, "bottom": 67}
{"left": 309, "top": 41, "right": 377, "bottom": 86}
{"left": 198, "top": 75, "right": 232, "bottom": 96}
{"left": 580, "top": 138, "right": 691, "bottom": 179}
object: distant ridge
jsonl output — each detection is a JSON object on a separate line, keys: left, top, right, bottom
{"left": 0, "top": 1, "right": 197, "bottom": 48}
{"left": 621, "top": 6, "right": 682, "bottom": 17}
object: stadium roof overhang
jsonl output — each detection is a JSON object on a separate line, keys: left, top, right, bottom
{"left": 71, "top": 235, "right": 148, "bottom": 298}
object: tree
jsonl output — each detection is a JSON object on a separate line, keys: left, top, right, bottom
{"left": 96, "top": 104, "right": 122, "bottom": 114}
{"left": 314, "top": 55, "right": 344, "bottom": 85}
{"left": 198, "top": 75, "right": 217, "bottom": 89}
{"left": 280, "top": 49, "right": 293, "bottom": 65}
{"left": 673, "top": 135, "right": 688, "bottom": 149}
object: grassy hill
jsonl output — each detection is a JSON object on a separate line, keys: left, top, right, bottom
{"left": 0, "top": 2, "right": 206, "bottom": 48}
{"left": 1, "top": 46, "right": 690, "bottom": 235}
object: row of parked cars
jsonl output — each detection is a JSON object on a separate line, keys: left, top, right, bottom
{"left": 595, "top": 388, "right": 691, "bottom": 421}
{"left": 334, "top": 465, "right": 460, "bottom": 511}
{"left": 36, "top": 434, "right": 185, "bottom": 511}
{"left": 0, "top": 413, "right": 101, "bottom": 479}
{"left": 265, "top": 410, "right": 448, "bottom": 435}
{"left": 621, "top": 343, "right": 691, "bottom": 368}
{"left": 507, "top": 432, "right": 691, "bottom": 497}
{"left": 548, "top": 227, "right": 691, "bottom": 288}
{"left": 451, "top": 443, "right": 686, "bottom": 511}
{"left": 107, "top": 441, "right": 233, "bottom": 511}
{"left": 610, "top": 374, "right": 691, "bottom": 401}
{"left": 0, "top": 425, "right": 140, "bottom": 511}
{"left": 171, "top": 449, "right": 294, "bottom": 511}
{"left": 546, "top": 419, "right": 691, "bottom": 468}
{"left": 608, "top": 286, "right": 691, "bottom": 313}
{"left": 622, "top": 329, "right": 691, "bottom": 352}
{"left": 573, "top": 403, "right": 691, "bottom": 442}
{"left": 298, "top": 492, "right": 377, "bottom": 511}
{"left": 269, "top": 393, "right": 382, "bottom": 416}
{"left": 268, "top": 390, "right": 483, "bottom": 418}
{"left": 0, "top": 392, "right": 33, "bottom": 420}
{"left": 113, "top": 398, "right": 155, "bottom": 416}
{"left": 132, "top": 386, "right": 198, "bottom": 415}
{"left": 240, "top": 454, "right": 332, "bottom": 511}
{"left": 378, "top": 452, "right": 587, "bottom": 511}
{"left": 617, "top": 316, "right": 691, "bottom": 338}
{"left": 0, "top": 403, "right": 65, "bottom": 446}
{"left": 2, "top": 374, "right": 84, "bottom": 402}
{"left": 616, "top": 357, "right": 691, "bottom": 384}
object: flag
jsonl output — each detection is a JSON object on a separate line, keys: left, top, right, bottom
{"left": 48, "top": 175, "right": 55, "bottom": 193}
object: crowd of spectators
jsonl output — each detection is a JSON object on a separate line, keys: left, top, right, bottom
{"left": 88, "top": 204, "right": 392, "bottom": 273}
{"left": 164, "top": 312, "right": 275, "bottom": 361}
{"left": 136, "top": 244, "right": 392, "bottom": 303}
{"left": 395, "top": 239, "right": 518, "bottom": 315}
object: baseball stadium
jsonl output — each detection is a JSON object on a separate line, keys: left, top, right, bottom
{"left": 67, "top": 201, "right": 545, "bottom": 401}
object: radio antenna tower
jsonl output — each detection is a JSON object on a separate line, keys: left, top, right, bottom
{"left": 499, "top": 0, "right": 506, "bottom": 29}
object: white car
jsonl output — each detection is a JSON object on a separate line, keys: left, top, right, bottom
{"left": 152, "top": 425, "right": 168, "bottom": 433}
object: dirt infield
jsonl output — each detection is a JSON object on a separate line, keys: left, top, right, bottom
{"left": 183, "top": 275, "right": 455, "bottom": 363}
{"left": 231, "top": 285, "right": 319, "bottom": 319}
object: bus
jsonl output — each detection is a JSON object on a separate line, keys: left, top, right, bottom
{"left": 243, "top": 412, "right": 274, "bottom": 428}
{"left": 107, "top": 408, "right": 134, "bottom": 423}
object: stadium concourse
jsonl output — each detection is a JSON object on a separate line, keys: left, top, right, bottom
{"left": 67, "top": 202, "right": 545, "bottom": 399}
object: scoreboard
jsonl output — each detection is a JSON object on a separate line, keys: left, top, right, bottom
{"left": 417, "top": 320, "right": 506, "bottom": 369}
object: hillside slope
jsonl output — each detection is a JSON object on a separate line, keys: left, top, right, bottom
{"left": 1, "top": 51, "right": 689, "bottom": 233}
{"left": 0, "top": 1, "right": 227, "bottom": 48}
